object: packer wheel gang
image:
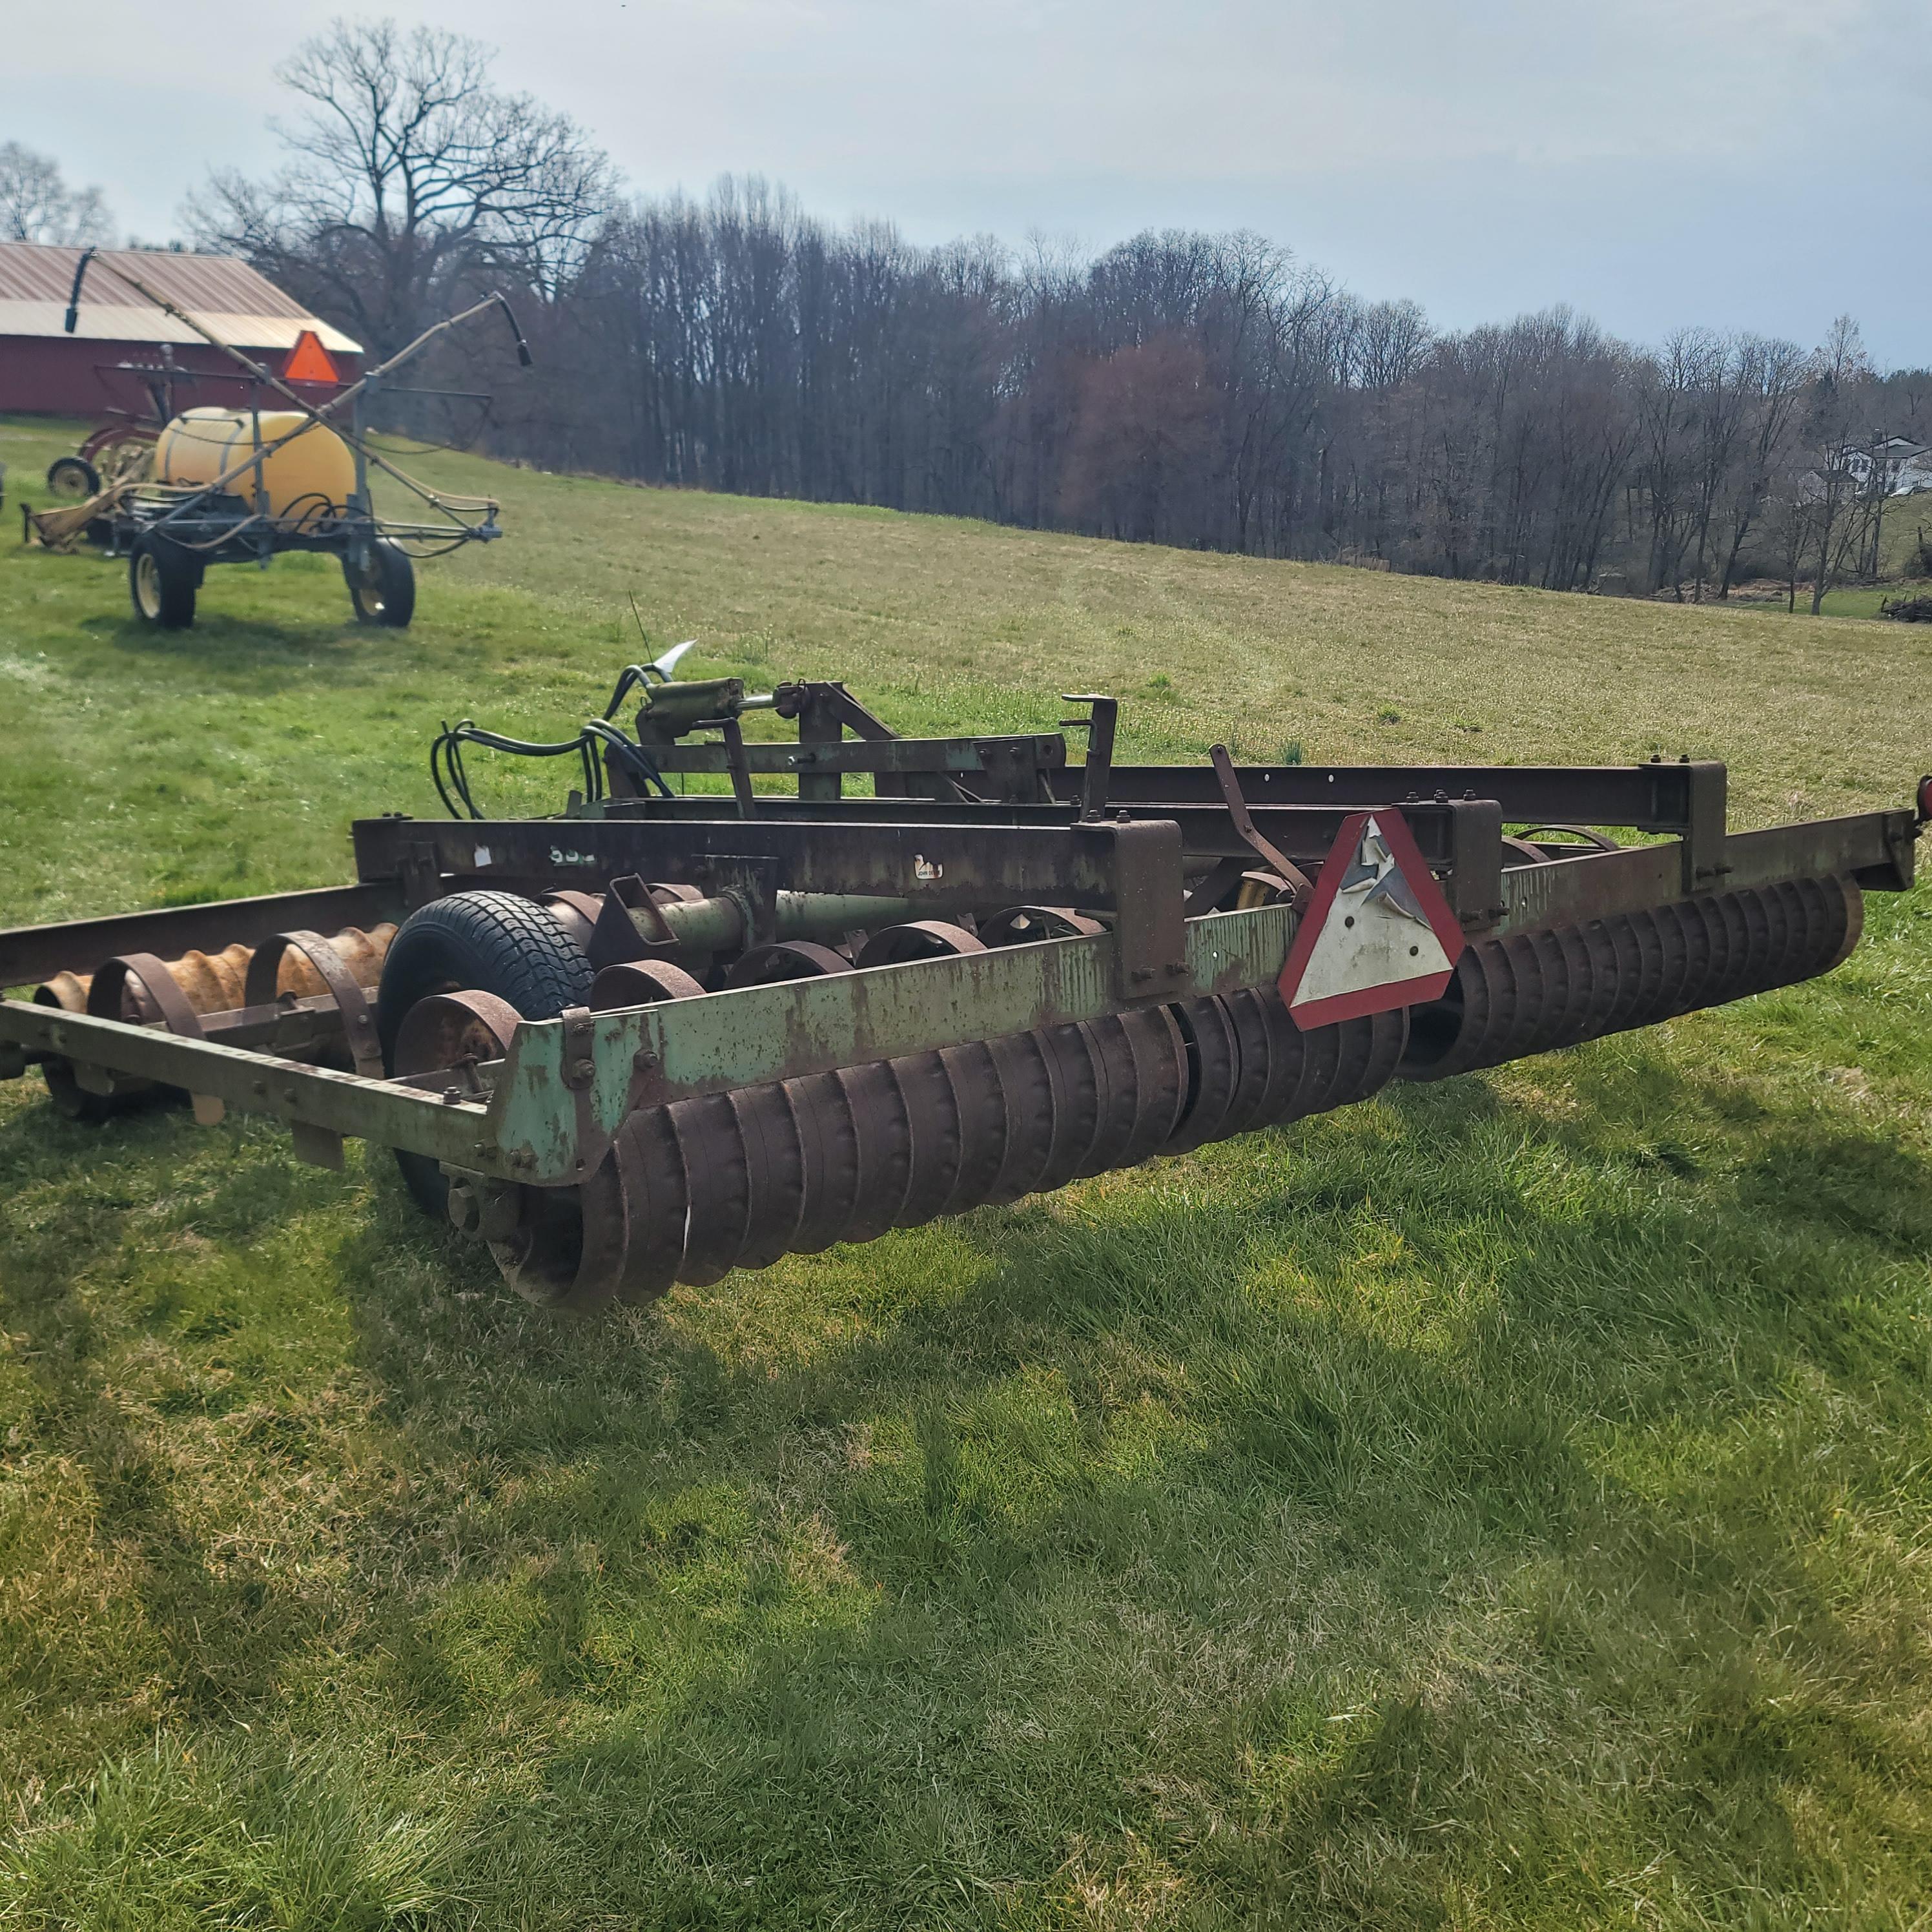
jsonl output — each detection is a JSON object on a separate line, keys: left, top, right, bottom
{"left": 2, "top": 656, "right": 1923, "bottom": 1310}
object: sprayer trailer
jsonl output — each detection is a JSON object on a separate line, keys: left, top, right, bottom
{"left": 1, "top": 661, "right": 1922, "bottom": 1312}
{"left": 34, "top": 250, "right": 531, "bottom": 630}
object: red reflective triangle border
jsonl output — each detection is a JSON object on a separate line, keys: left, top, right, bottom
{"left": 1277, "top": 808, "right": 1467, "bottom": 1029}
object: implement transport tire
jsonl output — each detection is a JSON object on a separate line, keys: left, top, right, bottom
{"left": 46, "top": 455, "right": 101, "bottom": 500}
{"left": 345, "top": 539, "right": 416, "bottom": 628}
{"left": 128, "top": 535, "right": 200, "bottom": 629}
{"left": 377, "top": 890, "right": 594, "bottom": 1217}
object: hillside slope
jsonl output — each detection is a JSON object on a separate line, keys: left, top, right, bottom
{"left": 3, "top": 418, "right": 1932, "bottom": 1930}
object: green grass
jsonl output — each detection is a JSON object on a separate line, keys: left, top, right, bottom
{"left": 4, "top": 414, "right": 1932, "bottom": 1929}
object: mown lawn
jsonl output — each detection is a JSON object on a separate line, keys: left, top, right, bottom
{"left": 3, "top": 415, "right": 1932, "bottom": 1929}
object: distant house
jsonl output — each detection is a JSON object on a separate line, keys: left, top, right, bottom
{"left": 0, "top": 241, "right": 361, "bottom": 418}
{"left": 1838, "top": 436, "right": 1932, "bottom": 496}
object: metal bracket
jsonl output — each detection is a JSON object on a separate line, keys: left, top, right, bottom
{"left": 561, "top": 1006, "right": 595, "bottom": 1091}
{"left": 1208, "top": 745, "right": 1313, "bottom": 907}
{"left": 1441, "top": 797, "right": 1505, "bottom": 929}
{"left": 400, "top": 842, "right": 444, "bottom": 910}
{"left": 291, "top": 1120, "right": 345, "bottom": 1169}
{"left": 588, "top": 875, "right": 667, "bottom": 967}
{"left": 1062, "top": 695, "right": 1118, "bottom": 819}
{"left": 698, "top": 716, "right": 757, "bottom": 817}
{"left": 1680, "top": 759, "right": 1729, "bottom": 894}
{"left": 1082, "top": 818, "right": 1187, "bottom": 999}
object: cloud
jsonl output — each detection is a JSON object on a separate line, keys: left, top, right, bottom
{"left": 3, "top": 0, "right": 1925, "bottom": 362}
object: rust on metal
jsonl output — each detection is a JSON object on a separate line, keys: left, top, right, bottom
{"left": 0, "top": 666, "right": 1919, "bottom": 1314}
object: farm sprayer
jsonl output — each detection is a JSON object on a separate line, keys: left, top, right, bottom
{"left": 26, "top": 248, "right": 528, "bottom": 630}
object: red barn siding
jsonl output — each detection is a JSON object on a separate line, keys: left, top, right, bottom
{"left": 0, "top": 335, "right": 362, "bottom": 418}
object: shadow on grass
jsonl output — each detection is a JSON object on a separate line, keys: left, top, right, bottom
{"left": 77, "top": 605, "right": 373, "bottom": 674}
{"left": 6, "top": 1023, "right": 1929, "bottom": 1924}
{"left": 0, "top": 1106, "right": 345, "bottom": 1729}
{"left": 302, "top": 1039, "right": 1932, "bottom": 1920}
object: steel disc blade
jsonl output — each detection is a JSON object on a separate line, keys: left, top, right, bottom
{"left": 733, "top": 1083, "right": 808, "bottom": 1271}
{"left": 611, "top": 1104, "right": 689, "bottom": 1301}
{"left": 936, "top": 1039, "right": 1011, "bottom": 1215}
{"left": 1162, "top": 996, "right": 1239, "bottom": 1155}
{"left": 894, "top": 1051, "right": 967, "bottom": 1228}
{"left": 788, "top": 1071, "right": 863, "bottom": 1255}
{"left": 837, "top": 1061, "right": 914, "bottom": 1245}
{"left": 671, "top": 1093, "right": 752, "bottom": 1284}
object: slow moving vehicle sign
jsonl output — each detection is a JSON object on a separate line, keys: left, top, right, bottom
{"left": 1277, "top": 810, "right": 1466, "bottom": 1027}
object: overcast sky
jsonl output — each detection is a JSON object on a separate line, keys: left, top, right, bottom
{"left": 9, "top": 0, "right": 1927, "bottom": 367}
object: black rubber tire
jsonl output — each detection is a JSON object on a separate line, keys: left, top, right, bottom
{"left": 128, "top": 535, "right": 200, "bottom": 628}
{"left": 376, "top": 891, "right": 594, "bottom": 1215}
{"left": 345, "top": 540, "right": 416, "bottom": 628}
{"left": 47, "top": 454, "right": 101, "bottom": 500}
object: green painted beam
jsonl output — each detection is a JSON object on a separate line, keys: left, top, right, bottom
{"left": 489, "top": 905, "right": 1297, "bottom": 1181}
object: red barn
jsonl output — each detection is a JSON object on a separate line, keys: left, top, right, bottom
{"left": 0, "top": 242, "right": 362, "bottom": 419}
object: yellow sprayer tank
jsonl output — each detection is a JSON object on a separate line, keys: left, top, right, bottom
{"left": 154, "top": 409, "right": 356, "bottom": 522}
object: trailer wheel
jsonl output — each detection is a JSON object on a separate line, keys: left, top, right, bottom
{"left": 46, "top": 455, "right": 101, "bottom": 500}
{"left": 345, "top": 540, "right": 416, "bottom": 628}
{"left": 128, "top": 536, "right": 200, "bottom": 629}
{"left": 377, "top": 890, "right": 594, "bottom": 1217}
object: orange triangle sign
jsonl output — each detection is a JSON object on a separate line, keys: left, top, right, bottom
{"left": 282, "top": 329, "right": 341, "bottom": 384}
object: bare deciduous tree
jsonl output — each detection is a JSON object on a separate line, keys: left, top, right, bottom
{"left": 0, "top": 142, "right": 113, "bottom": 245}
{"left": 187, "top": 19, "right": 613, "bottom": 360}
{"left": 190, "top": 21, "right": 1925, "bottom": 608}
{"left": 1798, "top": 316, "right": 1875, "bottom": 614}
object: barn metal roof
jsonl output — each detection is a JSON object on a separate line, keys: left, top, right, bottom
{"left": 0, "top": 242, "right": 361, "bottom": 354}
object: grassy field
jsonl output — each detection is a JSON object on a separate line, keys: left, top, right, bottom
{"left": 4, "top": 413, "right": 1932, "bottom": 1929}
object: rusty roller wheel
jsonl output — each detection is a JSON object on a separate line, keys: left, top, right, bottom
{"left": 732, "top": 1082, "right": 810, "bottom": 1272}
{"left": 1033, "top": 1022, "right": 1103, "bottom": 1193}
{"left": 481, "top": 1154, "right": 630, "bottom": 1312}
{"left": 1120, "top": 1005, "right": 1189, "bottom": 1164}
{"left": 1077, "top": 1014, "right": 1144, "bottom": 1179}
{"left": 670, "top": 1093, "right": 753, "bottom": 1285}
{"left": 609, "top": 1105, "right": 690, "bottom": 1302}
{"left": 725, "top": 941, "right": 852, "bottom": 987}
{"left": 1213, "top": 988, "right": 1278, "bottom": 1142}
{"left": 893, "top": 1051, "right": 967, "bottom": 1228}
{"left": 935, "top": 1038, "right": 1012, "bottom": 1214}
{"left": 982, "top": 1031, "right": 1058, "bottom": 1204}
{"left": 1162, "top": 995, "right": 1240, "bottom": 1155}
{"left": 788, "top": 1070, "right": 865, "bottom": 1254}
{"left": 590, "top": 960, "right": 708, "bottom": 1011}
{"left": 1824, "top": 877, "right": 1864, "bottom": 972}
{"left": 1078, "top": 1006, "right": 1186, "bottom": 1175}
{"left": 836, "top": 1060, "right": 916, "bottom": 1245}
{"left": 854, "top": 921, "right": 985, "bottom": 967}
{"left": 391, "top": 992, "right": 637, "bottom": 1310}
{"left": 1342, "top": 1007, "right": 1410, "bottom": 1110}
{"left": 978, "top": 905, "right": 1104, "bottom": 946}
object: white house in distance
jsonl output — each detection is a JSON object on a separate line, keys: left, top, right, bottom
{"left": 1839, "top": 437, "right": 1932, "bottom": 495}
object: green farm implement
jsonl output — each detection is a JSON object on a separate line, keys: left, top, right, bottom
{"left": 3, "top": 659, "right": 1922, "bottom": 1310}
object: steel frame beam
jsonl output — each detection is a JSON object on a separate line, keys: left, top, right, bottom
{"left": 0, "top": 882, "right": 404, "bottom": 993}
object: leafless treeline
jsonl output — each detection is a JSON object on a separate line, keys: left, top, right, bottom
{"left": 190, "top": 22, "right": 1929, "bottom": 602}
{"left": 471, "top": 185, "right": 1922, "bottom": 600}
